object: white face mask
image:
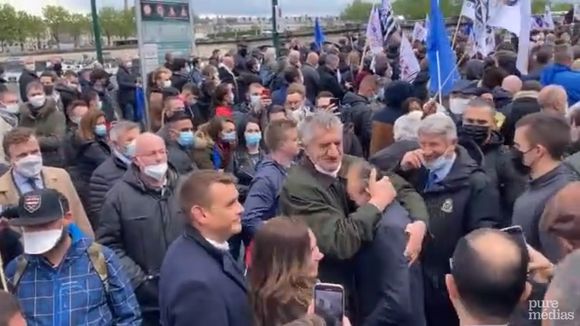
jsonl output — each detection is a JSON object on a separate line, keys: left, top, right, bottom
{"left": 250, "top": 95, "right": 261, "bottom": 108}
{"left": 288, "top": 107, "right": 307, "bottom": 122}
{"left": 125, "top": 62, "right": 133, "bottom": 68}
{"left": 1, "top": 103, "right": 19, "bottom": 114}
{"left": 314, "top": 161, "right": 342, "bottom": 178}
{"left": 449, "top": 98, "right": 470, "bottom": 115}
{"left": 15, "top": 154, "right": 43, "bottom": 178}
{"left": 29, "top": 95, "right": 46, "bottom": 108}
{"left": 22, "top": 225, "right": 63, "bottom": 255}
{"left": 143, "top": 162, "right": 168, "bottom": 181}
{"left": 163, "top": 80, "right": 172, "bottom": 88}
{"left": 25, "top": 63, "right": 36, "bottom": 71}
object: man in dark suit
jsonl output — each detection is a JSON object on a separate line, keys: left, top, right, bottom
{"left": 159, "top": 170, "right": 251, "bottom": 326}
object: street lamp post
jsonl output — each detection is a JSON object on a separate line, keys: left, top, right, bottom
{"left": 90, "top": 0, "right": 104, "bottom": 64}
{"left": 271, "top": 0, "right": 281, "bottom": 57}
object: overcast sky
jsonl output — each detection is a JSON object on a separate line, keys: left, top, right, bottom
{"left": 4, "top": 0, "right": 354, "bottom": 16}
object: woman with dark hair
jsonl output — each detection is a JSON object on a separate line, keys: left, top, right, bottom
{"left": 234, "top": 117, "right": 264, "bottom": 201}
{"left": 192, "top": 116, "right": 236, "bottom": 171}
{"left": 69, "top": 109, "right": 111, "bottom": 225}
{"left": 213, "top": 83, "right": 235, "bottom": 118}
{"left": 249, "top": 217, "right": 324, "bottom": 326}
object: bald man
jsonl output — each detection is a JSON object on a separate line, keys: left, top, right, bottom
{"left": 446, "top": 229, "right": 531, "bottom": 326}
{"left": 97, "top": 132, "right": 184, "bottom": 326}
{"left": 502, "top": 75, "right": 523, "bottom": 95}
{"left": 302, "top": 51, "right": 321, "bottom": 103}
{"left": 538, "top": 85, "right": 568, "bottom": 116}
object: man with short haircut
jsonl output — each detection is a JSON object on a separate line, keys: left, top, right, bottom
{"left": 272, "top": 66, "right": 303, "bottom": 105}
{"left": 541, "top": 44, "right": 580, "bottom": 106}
{"left": 0, "top": 127, "right": 92, "bottom": 237}
{"left": 89, "top": 121, "right": 140, "bottom": 227}
{"left": 6, "top": 189, "right": 141, "bottom": 325}
{"left": 342, "top": 75, "right": 380, "bottom": 157}
{"left": 116, "top": 55, "right": 139, "bottom": 121}
{"left": 502, "top": 75, "right": 523, "bottom": 95}
{"left": 242, "top": 82, "right": 271, "bottom": 129}
{"left": 318, "top": 54, "right": 345, "bottom": 100}
{"left": 302, "top": 51, "right": 320, "bottom": 103}
{"left": 19, "top": 81, "right": 66, "bottom": 168}
{"left": 460, "top": 98, "right": 526, "bottom": 224}
{"left": 285, "top": 83, "right": 310, "bottom": 123}
{"left": 161, "top": 111, "right": 198, "bottom": 175}
{"left": 267, "top": 105, "right": 287, "bottom": 122}
{"left": 242, "top": 119, "right": 300, "bottom": 242}
{"left": 39, "top": 70, "right": 63, "bottom": 111}
{"left": 97, "top": 132, "right": 184, "bottom": 326}
{"left": 18, "top": 58, "right": 38, "bottom": 102}
{"left": 512, "top": 112, "right": 577, "bottom": 257}
{"left": 0, "top": 88, "right": 19, "bottom": 164}
{"left": 538, "top": 85, "right": 569, "bottom": 116}
{"left": 0, "top": 290, "right": 27, "bottom": 326}
{"left": 446, "top": 229, "right": 530, "bottom": 326}
{"left": 160, "top": 170, "right": 251, "bottom": 326}
{"left": 399, "top": 113, "right": 500, "bottom": 326}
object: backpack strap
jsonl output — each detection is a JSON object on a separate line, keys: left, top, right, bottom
{"left": 87, "top": 242, "right": 110, "bottom": 293}
{"left": 11, "top": 256, "right": 29, "bottom": 292}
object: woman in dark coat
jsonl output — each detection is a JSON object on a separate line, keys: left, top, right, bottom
{"left": 70, "top": 109, "right": 111, "bottom": 225}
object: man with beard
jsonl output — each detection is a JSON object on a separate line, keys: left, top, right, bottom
{"left": 459, "top": 99, "right": 527, "bottom": 225}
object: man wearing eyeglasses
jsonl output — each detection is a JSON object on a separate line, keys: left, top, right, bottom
{"left": 96, "top": 132, "right": 184, "bottom": 326}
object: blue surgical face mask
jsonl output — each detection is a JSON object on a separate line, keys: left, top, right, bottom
{"left": 424, "top": 154, "right": 454, "bottom": 172}
{"left": 222, "top": 131, "right": 237, "bottom": 143}
{"left": 94, "top": 124, "right": 107, "bottom": 137}
{"left": 123, "top": 139, "right": 136, "bottom": 158}
{"left": 177, "top": 130, "right": 195, "bottom": 147}
{"left": 245, "top": 132, "right": 262, "bottom": 146}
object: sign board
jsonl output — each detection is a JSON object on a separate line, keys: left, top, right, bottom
{"left": 135, "top": 0, "right": 195, "bottom": 127}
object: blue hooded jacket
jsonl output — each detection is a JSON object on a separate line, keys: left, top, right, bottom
{"left": 540, "top": 63, "right": 580, "bottom": 106}
{"left": 241, "top": 156, "right": 288, "bottom": 244}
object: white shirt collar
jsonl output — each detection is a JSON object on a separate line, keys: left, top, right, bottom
{"left": 205, "top": 237, "right": 230, "bottom": 252}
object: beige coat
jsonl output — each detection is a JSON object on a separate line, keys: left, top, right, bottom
{"left": 0, "top": 166, "right": 94, "bottom": 238}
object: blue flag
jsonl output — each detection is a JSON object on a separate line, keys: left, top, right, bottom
{"left": 427, "top": 0, "right": 459, "bottom": 96}
{"left": 314, "top": 18, "right": 326, "bottom": 50}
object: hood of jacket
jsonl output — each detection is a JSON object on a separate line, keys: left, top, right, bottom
{"left": 492, "top": 86, "right": 513, "bottom": 108}
{"left": 513, "top": 90, "right": 538, "bottom": 100}
{"left": 342, "top": 92, "right": 369, "bottom": 107}
{"left": 482, "top": 130, "right": 505, "bottom": 151}
{"left": 383, "top": 81, "right": 414, "bottom": 109}
{"left": 464, "top": 59, "right": 485, "bottom": 81}
{"left": 55, "top": 83, "right": 79, "bottom": 97}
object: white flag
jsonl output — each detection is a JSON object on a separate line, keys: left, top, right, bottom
{"left": 488, "top": 0, "right": 522, "bottom": 36}
{"left": 517, "top": 0, "right": 532, "bottom": 74}
{"left": 399, "top": 34, "right": 421, "bottom": 83}
{"left": 412, "top": 22, "right": 427, "bottom": 43}
{"left": 366, "top": 7, "right": 384, "bottom": 55}
{"left": 461, "top": 0, "right": 476, "bottom": 20}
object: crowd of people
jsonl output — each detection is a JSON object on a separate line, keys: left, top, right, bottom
{"left": 1, "top": 20, "right": 580, "bottom": 326}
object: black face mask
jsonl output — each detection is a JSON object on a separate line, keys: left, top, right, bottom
{"left": 511, "top": 147, "right": 531, "bottom": 175}
{"left": 43, "top": 85, "right": 54, "bottom": 95}
{"left": 461, "top": 124, "right": 490, "bottom": 146}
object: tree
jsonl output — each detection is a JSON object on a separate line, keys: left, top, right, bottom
{"left": 14, "top": 11, "right": 33, "bottom": 51}
{"left": 0, "top": 4, "right": 17, "bottom": 51}
{"left": 392, "top": 0, "right": 461, "bottom": 20}
{"left": 340, "top": 0, "right": 373, "bottom": 22}
{"left": 116, "top": 9, "right": 136, "bottom": 40}
{"left": 67, "top": 13, "right": 91, "bottom": 47}
{"left": 43, "top": 5, "right": 70, "bottom": 48}
{"left": 99, "top": 7, "right": 118, "bottom": 46}
{"left": 28, "top": 15, "right": 46, "bottom": 50}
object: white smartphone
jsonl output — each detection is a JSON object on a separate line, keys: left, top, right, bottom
{"left": 314, "top": 283, "right": 345, "bottom": 326}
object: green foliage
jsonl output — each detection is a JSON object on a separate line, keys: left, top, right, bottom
{"left": 0, "top": 4, "right": 17, "bottom": 47}
{"left": 43, "top": 5, "right": 70, "bottom": 46}
{"left": 340, "top": 0, "right": 374, "bottom": 22}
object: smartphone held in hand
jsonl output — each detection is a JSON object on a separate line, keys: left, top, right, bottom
{"left": 314, "top": 283, "right": 345, "bottom": 326}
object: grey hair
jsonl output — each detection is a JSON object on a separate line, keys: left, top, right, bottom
{"left": 109, "top": 120, "right": 140, "bottom": 142}
{"left": 394, "top": 111, "right": 423, "bottom": 141}
{"left": 417, "top": 112, "right": 457, "bottom": 140}
{"left": 298, "top": 112, "right": 343, "bottom": 146}
{"left": 325, "top": 54, "right": 340, "bottom": 67}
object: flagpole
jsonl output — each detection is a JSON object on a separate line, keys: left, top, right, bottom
{"left": 359, "top": 3, "right": 376, "bottom": 73}
{"left": 0, "top": 254, "right": 7, "bottom": 292}
{"left": 431, "top": 51, "right": 469, "bottom": 102}
{"left": 436, "top": 50, "right": 443, "bottom": 104}
{"left": 451, "top": 15, "right": 462, "bottom": 49}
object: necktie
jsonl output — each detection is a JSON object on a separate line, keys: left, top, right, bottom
{"left": 27, "top": 178, "right": 38, "bottom": 191}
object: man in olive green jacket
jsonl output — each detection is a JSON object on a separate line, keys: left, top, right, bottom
{"left": 279, "top": 112, "right": 429, "bottom": 295}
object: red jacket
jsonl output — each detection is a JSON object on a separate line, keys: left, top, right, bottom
{"left": 215, "top": 105, "right": 233, "bottom": 118}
